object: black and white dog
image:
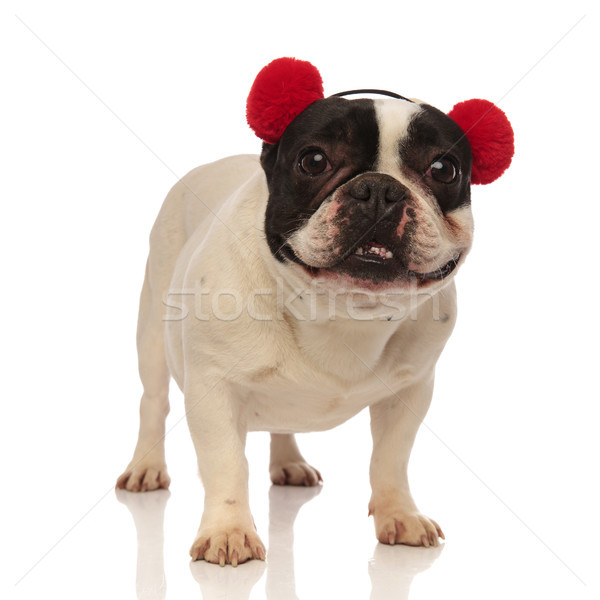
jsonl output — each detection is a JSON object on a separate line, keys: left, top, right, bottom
{"left": 117, "top": 58, "right": 514, "bottom": 567}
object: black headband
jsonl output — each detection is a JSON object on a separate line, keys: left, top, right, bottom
{"left": 331, "top": 89, "right": 415, "bottom": 103}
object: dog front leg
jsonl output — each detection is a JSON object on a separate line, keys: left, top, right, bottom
{"left": 185, "top": 379, "right": 265, "bottom": 567}
{"left": 368, "top": 376, "right": 444, "bottom": 547}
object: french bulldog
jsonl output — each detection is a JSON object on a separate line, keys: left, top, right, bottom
{"left": 116, "top": 57, "right": 514, "bottom": 567}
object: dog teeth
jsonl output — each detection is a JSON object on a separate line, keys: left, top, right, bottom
{"left": 354, "top": 245, "right": 394, "bottom": 259}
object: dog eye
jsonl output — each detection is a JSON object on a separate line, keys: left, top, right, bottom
{"left": 427, "top": 157, "right": 457, "bottom": 184}
{"left": 299, "top": 151, "right": 331, "bottom": 176}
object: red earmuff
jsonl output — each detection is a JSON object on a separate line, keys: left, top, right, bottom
{"left": 448, "top": 99, "right": 514, "bottom": 185}
{"left": 247, "top": 58, "right": 515, "bottom": 185}
{"left": 246, "top": 57, "right": 324, "bottom": 144}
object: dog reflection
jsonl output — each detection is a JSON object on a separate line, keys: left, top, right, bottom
{"left": 118, "top": 485, "right": 441, "bottom": 599}
{"left": 116, "top": 488, "right": 169, "bottom": 600}
{"left": 369, "top": 543, "right": 443, "bottom": 600}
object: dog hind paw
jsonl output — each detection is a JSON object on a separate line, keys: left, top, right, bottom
{"left": 270, "top": 461, "right": 322, "bottom": 487}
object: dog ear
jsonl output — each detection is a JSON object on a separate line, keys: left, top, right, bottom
{"left": 448, "top": 99, "right": 514, "bottom": 185}
{"left": 246, "top": 57, "right": 324, "bottom": 144}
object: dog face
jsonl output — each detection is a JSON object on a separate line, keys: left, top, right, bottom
{"left": 260, "top": 96, "right": 474, "bottom": 292}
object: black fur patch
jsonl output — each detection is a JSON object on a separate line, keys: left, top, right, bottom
{"left": 261, "top": 97, "right": 379, "bottom": 262}
{"left": 401, "top": 104, "right": 472, "bottom": 212}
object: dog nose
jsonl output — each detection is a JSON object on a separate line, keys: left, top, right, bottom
{"left": 348, "top": 174, "right": 407, "bottom": 216}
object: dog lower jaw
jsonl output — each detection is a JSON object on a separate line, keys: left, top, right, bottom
{"left": 280, "top": 241, "right": 463, "bottom": 291}
{"left": 294, "top": 254, "right": 463, "bottom": 292}
{"left": 408, "top": 253, "right": 462, "bottom": 283}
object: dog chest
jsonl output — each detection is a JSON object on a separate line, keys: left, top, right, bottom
{"left": 241, "top": 362, "right": 415, "bottom": 433}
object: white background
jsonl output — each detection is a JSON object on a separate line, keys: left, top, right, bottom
{"left": 2, "top": 1, "right": 599, "bottom": 599}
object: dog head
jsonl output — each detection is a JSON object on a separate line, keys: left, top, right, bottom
{"left": 247, "top": 58, "right": 514, "bottom": 294}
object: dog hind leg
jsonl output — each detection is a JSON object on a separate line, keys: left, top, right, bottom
{"left": 269, "top": 434, "right": 322, "bottom": 487}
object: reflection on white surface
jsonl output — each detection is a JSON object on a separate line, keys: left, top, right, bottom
{"left": 117, "top": 483, "right": 441, "bottom": 600}
{"left": 116, "top": 489, "right": 170, "bottom": 600}
{"left": 369, "top": 543, "right": 442, "bottom": 600}
{"left": 265, "top": 485, "right": 322, "bottom": 600}
{"left": 190, "top": 560, "right": 266, "bottom": 600}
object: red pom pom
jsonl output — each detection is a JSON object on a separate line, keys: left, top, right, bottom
{"left": 448, "top": 99, "right": 514, "bottom": 185}
{"left": 246, "top": 57, "right": 324, "bottom": 144}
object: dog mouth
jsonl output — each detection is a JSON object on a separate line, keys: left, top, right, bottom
{"left": 349, "top": 241, "right": 460, "bottom": 283}
{"left": 283, "top": 239, "right": 461, "bottom": 285}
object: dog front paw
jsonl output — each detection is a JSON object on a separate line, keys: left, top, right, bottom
{"left": 190, "top": 526, "right": 266, "bottom": 567}
{"left": 369, "top": 500, "right": 444, "bottom": 548}
{"left": 270, "top": 460, "right": 322, "bottom": 487}
{"left": 116, "top": 459, "right": 170, "bottom": 492}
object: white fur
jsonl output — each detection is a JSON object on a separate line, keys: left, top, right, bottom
{"left": 374, "top": 98, "right": 422, "bottom": 176}
{"left": 117, "top": 141, "right": 469, "bottom": 564}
